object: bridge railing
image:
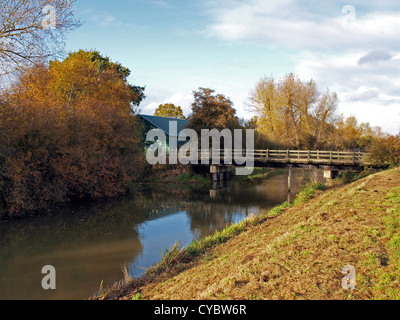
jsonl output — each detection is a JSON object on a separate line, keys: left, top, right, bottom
{"left": 195, "top": 149, "right": 371, "bottom": 165}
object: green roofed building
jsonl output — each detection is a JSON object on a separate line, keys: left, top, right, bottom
{"left": 138, "top": 114, "right": 189, "bottom": 149}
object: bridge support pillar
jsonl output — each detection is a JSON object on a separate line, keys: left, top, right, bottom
{"left": 210, "top": 189, "right": 217, "bottom": 199}
{"left": 212, "top": 172, "right": 218, "bottom": 182}
{"left": 210, "top": 165, "right": 232, "bottom": 182}
{"left": 323, "top": 168, "right": 339, "bottom": 180}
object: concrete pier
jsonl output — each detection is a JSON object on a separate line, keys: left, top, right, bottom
{"left": 210, "top": 165, "right": 232, "bottom": 182}
{"left": 288, "top": 167, "right": 292, "bottom": 192}
{"left": 323, "top": 168, "right": 339, "bottom": 180}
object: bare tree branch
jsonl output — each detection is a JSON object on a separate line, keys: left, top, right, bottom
{"left": 0, "top": 0, "right": 82, "bottom": 76}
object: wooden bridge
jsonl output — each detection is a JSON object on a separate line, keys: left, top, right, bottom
{"left": 194, "top": 149, "right": 373, "bottom": 182}
{"left": 197, "top": 149, "right": 372, "bottom": 167}
{"left": 243, "top": 150, "right": 370, "bottom": 167}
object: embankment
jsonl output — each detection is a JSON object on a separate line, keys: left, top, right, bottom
{"left": 97, "top": 167, "right": 400, "bottom": 300}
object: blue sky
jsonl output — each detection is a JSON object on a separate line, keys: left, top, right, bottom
{"left": 64, "top": 0, "right": 400, "bottom": 134}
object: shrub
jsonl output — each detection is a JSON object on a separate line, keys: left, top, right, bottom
{"left": 0, "top": 51, "right": 145, "bottom": 215}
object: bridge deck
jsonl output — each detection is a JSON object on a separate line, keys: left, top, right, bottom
{"left": 194, "top": 150, "right": 372, "bottom": 167}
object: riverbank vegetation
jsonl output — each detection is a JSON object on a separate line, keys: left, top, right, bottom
{"left": 139, "top": 167, "right": 287, "bottom": 186}
{"left": 96, "top": 167, "right": 400, "bottom": 300}
{"left": 137, "top": 165, "right": 209, "bottom": 184}
{"left": 0, "top": 50, "right": 146, "bottom": 216}
{"left": 231, "top": 167, "right": 288, "bottom": 183}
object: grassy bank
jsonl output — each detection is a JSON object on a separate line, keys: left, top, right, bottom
{"left": 95, "top": 167, "right": 400, "bottom": 300}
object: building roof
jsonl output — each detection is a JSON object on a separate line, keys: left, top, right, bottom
{"left": 138, "top": 114, "right": 189, "bottom": 137}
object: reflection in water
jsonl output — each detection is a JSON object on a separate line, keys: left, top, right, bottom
{"left": 0, "top": 168, "right": 324, "bottom": 300}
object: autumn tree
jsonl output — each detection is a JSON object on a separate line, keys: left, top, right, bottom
{"left": 311, "top": 89, "right": 339, "bottom": 149}
{"left": 240, "top": 116, "right": 274, "bottom": 149}
{"left": 331, "top": 115, "right": 383, "bottom": 151}
{"left": 249, "top": 74, "right": 339, "bottom": 149}
{"left": 154, "top": 103, "right": 185, "bottom": 119}
{"left": 0, "top": 50, "right": 146, "bottom": 215}
{"left": 0, "top": 0, "right": 81, "bottom": 76}
{"left": 52, "top": 50, "right": 146, "bottom": 110}
{"left": 188, "top": 87, "right": 240, "bottom": 132}
{"left": 333, "top": 115, "right": 363, "bottom": 150}
{"left": 369, "top": 133, "right": 400, "bottom": 167}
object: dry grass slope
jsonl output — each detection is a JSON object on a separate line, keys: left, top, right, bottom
{"left": 101, "top": 168, "right": 400, "bottom": 300}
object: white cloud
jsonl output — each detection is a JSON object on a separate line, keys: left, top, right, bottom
{"left": 294, "top": 51, "right": 400, "bottom": 133}
{"left": 141, "top": 91, "right": 194, "bottom": 116}
{"left": 207, "top": 3, "right": 400, "bottom": 51}
{"left": 339, "top": 100, "right": 400, "bottom": 134}
{"left": 203, "top": 0, "right": 400, "bottom": 133}
{"left": 166, "top": 92, "right": 194, "bottom": 115}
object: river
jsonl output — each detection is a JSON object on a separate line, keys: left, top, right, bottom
{"left": 0, "top": 168, "right": 324, "bottom": 300}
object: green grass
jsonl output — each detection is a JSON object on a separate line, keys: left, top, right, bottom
{"left": 292, "top": 183, "right": 326, "bottom": 206}
{"left": 385, "top": 187, "right": 400, "bottom": 255}
{"left": 156, "top": 241, "right": 187, "bottom": 272}
{"left": 132, "top": 293, "right": 143, "bottom": 300}
{"left": 356, "top": 185, "right": 400, "bottom": 300}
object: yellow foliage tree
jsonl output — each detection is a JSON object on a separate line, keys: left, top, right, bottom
{"left": 154, "top": 103, "right": 186, "bottom": 119}
{"left": 0, "top": 50, "right": 145, "bottom": 215}
{"left": 249, "top": 74, "right": 338, "bottom": 149}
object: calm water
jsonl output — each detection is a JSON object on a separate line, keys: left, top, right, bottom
{"left": 0, "top": 169, "right": 323, "bottom": 300}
